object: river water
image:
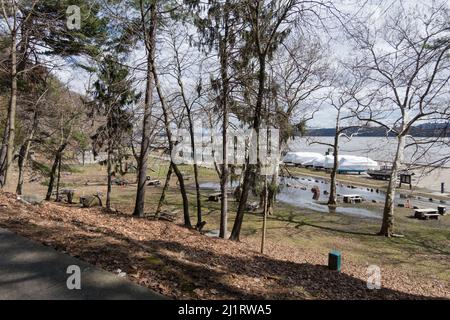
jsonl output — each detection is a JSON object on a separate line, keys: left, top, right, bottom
{"left": 196, "top": 137, "right": 449, "bottom": 219}
{"left": 200, "top": 175, "right": 448, "bottom": 220}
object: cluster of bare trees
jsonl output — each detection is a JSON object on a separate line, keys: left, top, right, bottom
{"left": 1, "top": 0, "right": 449, "bottom": 242}
{"left": 346, "top": 2, "right": 450, "bottom": 236}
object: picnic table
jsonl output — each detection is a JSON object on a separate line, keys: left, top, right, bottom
{"left": 343, "top": 194, "right": 364, "bottom": 204}
{"left": 147, "top": 179, "right": 161, "bottom": 186}
{"left": 414, "top": 208, "right": 440, "bottom": 220}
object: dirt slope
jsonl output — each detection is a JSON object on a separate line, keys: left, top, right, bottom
{"left": 0, "top": 191, "right": 448, "bottom": 299}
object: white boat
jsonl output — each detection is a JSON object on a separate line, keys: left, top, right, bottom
{"left": 301, "top": 158, "right": 316, "bottom": 167}
{"left": 282, "top": 152, "right": 323, "bottom": 166}
{"left": 283, "top": 151, "right": 378, "bottom": 173}
{"left": 282, "top": 152, "right": 298, "bottom": 163}
{"left": 321, "top": 154, "right": 379, "bottom": 173}
{"left": 323, "top": 155, "right": 340, "bottom": 169}
{"left": 338, "top": 156, "right": 379, "bottom": 173}
{"left": 312, "top": 155, "right": 326, "bottom": 168}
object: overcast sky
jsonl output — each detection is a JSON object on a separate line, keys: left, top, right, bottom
{"left": 55, "top": 0, "right": 445, "bottom": 128}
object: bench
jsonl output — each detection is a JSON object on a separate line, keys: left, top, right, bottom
{"left": 414, "top": 209, "right": 440, "bottom": 220}
{"left": 343, "top": 194, "right": 364, "bottom": 204}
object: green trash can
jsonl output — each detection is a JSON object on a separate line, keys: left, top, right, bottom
{"left": 328, "top": 250, "right": 341, "bottom": 272}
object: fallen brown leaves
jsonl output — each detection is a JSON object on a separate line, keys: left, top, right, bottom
{"left": 0, "top": 191, "right": 448, "bottom": 300}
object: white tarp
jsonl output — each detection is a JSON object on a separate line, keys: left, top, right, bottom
{"left": 312, "top": 155, "right": 326, "bottom": 168}
{"left": 324, "top": 155, "right": 339, "bottom": 169}
{"left": 318, "top": 154, "right": 379, "bottom": 171}
{"left": 282, "top": 152, "right": 323, "bottom": 165}
{"left": 338, "top": 156, "right": 379, "bottom": 172}
{"left": 283, "top": 152, "right": 378, "bottom": 171}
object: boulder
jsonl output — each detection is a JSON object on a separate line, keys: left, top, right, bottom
{"left": 80, "top": 194, "right": 102, "bottom": 208}
{"left": 18, "top": 195, "right": 43, "bottom": 205}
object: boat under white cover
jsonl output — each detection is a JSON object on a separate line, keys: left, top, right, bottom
{"left": 283, "top": 152, "right": 379, "bottom": 173}
{"left": 282, "top": 152, "right": 323, "bottom": 165}
{"left": 311, "top": 155, "right": 326, "bottom": 168}
{"left": 338, "top": 156, "right": 379, "bottom": 172}
{"left": 324, "top": 154, "right": 379, "bottom": 172}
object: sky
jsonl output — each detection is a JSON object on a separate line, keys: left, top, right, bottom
{"left": 53, "top": 0, "right": 446, "bottom": 129}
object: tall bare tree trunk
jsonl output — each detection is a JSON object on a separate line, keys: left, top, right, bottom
{"left": 328, "top": 127, "right": 340, "bottom": 205}
{"left": 17, "top": 110, "right": 38, "bottom": 195}
{"left": 133, "top": 3, "right": 157, "bottom": 217}
{"left": 219, "top": 5, "right": 230, "bottom": 238}
{"left": 261, "top": 173, "right": 268, "bottom": 254}
{"left": 46, "top": 158, "right": 58, "bottom": 200}
{"left": 152, "top": 61, "right": 192, "bottom": 228}
{"left": 186, "top": 115, "right": 202, "bottom": 228}
{"left": 230, "top": 57, "right": 266, "bottom": 241}
{"left": 46, "top": 146, "right": 65, "bottom": 201}
{"left": 106, "top": 147, "right": 112, "bottom": 210}
{"left": 55, "top": 154, "right": 62, "bottom": 201}
{"left": 193, "top": 164, "right": 202, "bottom": 227}
{"left": 220, "top": 102, "right": 229, "bottom": 237}
{"left": 0, "top": 123, "right": 9, "bottom": 187}
{"left": 16, "top": 140, "right": 32, "bottom": 195}
{"left": 156, "top": 161, "right": 173, "bottom": 215}
{"left": 0, "top": 30, "right": 18, "bottom": 188}
{"left": 267, "top": 170, "right": 278, "bottom": 215}
{"left": 379, "top": 134, "right": 406, "bottom": 236}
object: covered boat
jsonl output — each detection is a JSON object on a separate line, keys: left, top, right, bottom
{"left": 337, "top": 156, "right": 378, "bottom": 173}
{"left": 323, "top": 155, "right": 340, "bottom": 169}
{"left": 311, "top": 155, "right": 326, "bottom": 168}
{"left": 322, "top": 155, "right": 379, "bottom": 173}
{"left": 282, "top": 152, "right": 323, "bottom": 166}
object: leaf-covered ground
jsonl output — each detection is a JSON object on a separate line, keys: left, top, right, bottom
{"left": 0, "top": 191, "right": 448, "bottom": 299}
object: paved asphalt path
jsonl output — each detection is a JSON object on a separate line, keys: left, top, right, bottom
{"left": 0, "top": 227, "right": 165, "bottom": 300}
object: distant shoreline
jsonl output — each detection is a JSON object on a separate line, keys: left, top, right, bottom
{"left": 304, "top": 123, "right": 450, "bottom": 138}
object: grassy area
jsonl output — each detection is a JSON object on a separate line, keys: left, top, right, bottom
{"left": 5, "top": 159, "right": 450, "bottom": 284}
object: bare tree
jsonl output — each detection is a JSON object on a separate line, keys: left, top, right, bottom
{"left": 165, "top": 26, "right": 206, "bottom": 229}
{"left": 349, "top": 2, "right": 450, "bottom": 236}
{"left": 0, "top": 0, "right": 37, "bottom": 187}
{"left": 16, "top": 85, "right": 48, "bottom": 195}
{"left": 268, "top": 33, "right": 330, "bottom": 212}
{"left": 44, "top": 91, "right": 83, "bottom": 201}
{"left": 308, "top": 71, "right": 362, "bottom": 205}
{"left": 132, "top": 0, "right": 158, "bottom": 217}
{"left": 230, "top": 0, "right": 338, "bottom": 240}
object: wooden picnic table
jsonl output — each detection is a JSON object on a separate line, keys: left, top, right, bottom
{"left": 147, "top": 179, "right": 161, "bottom": 186}
{"left": 343, "top": 194, "right": 364, "bottom": 204}
{"left": 414, "top": 208, "right": 440, "bottom": 220}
